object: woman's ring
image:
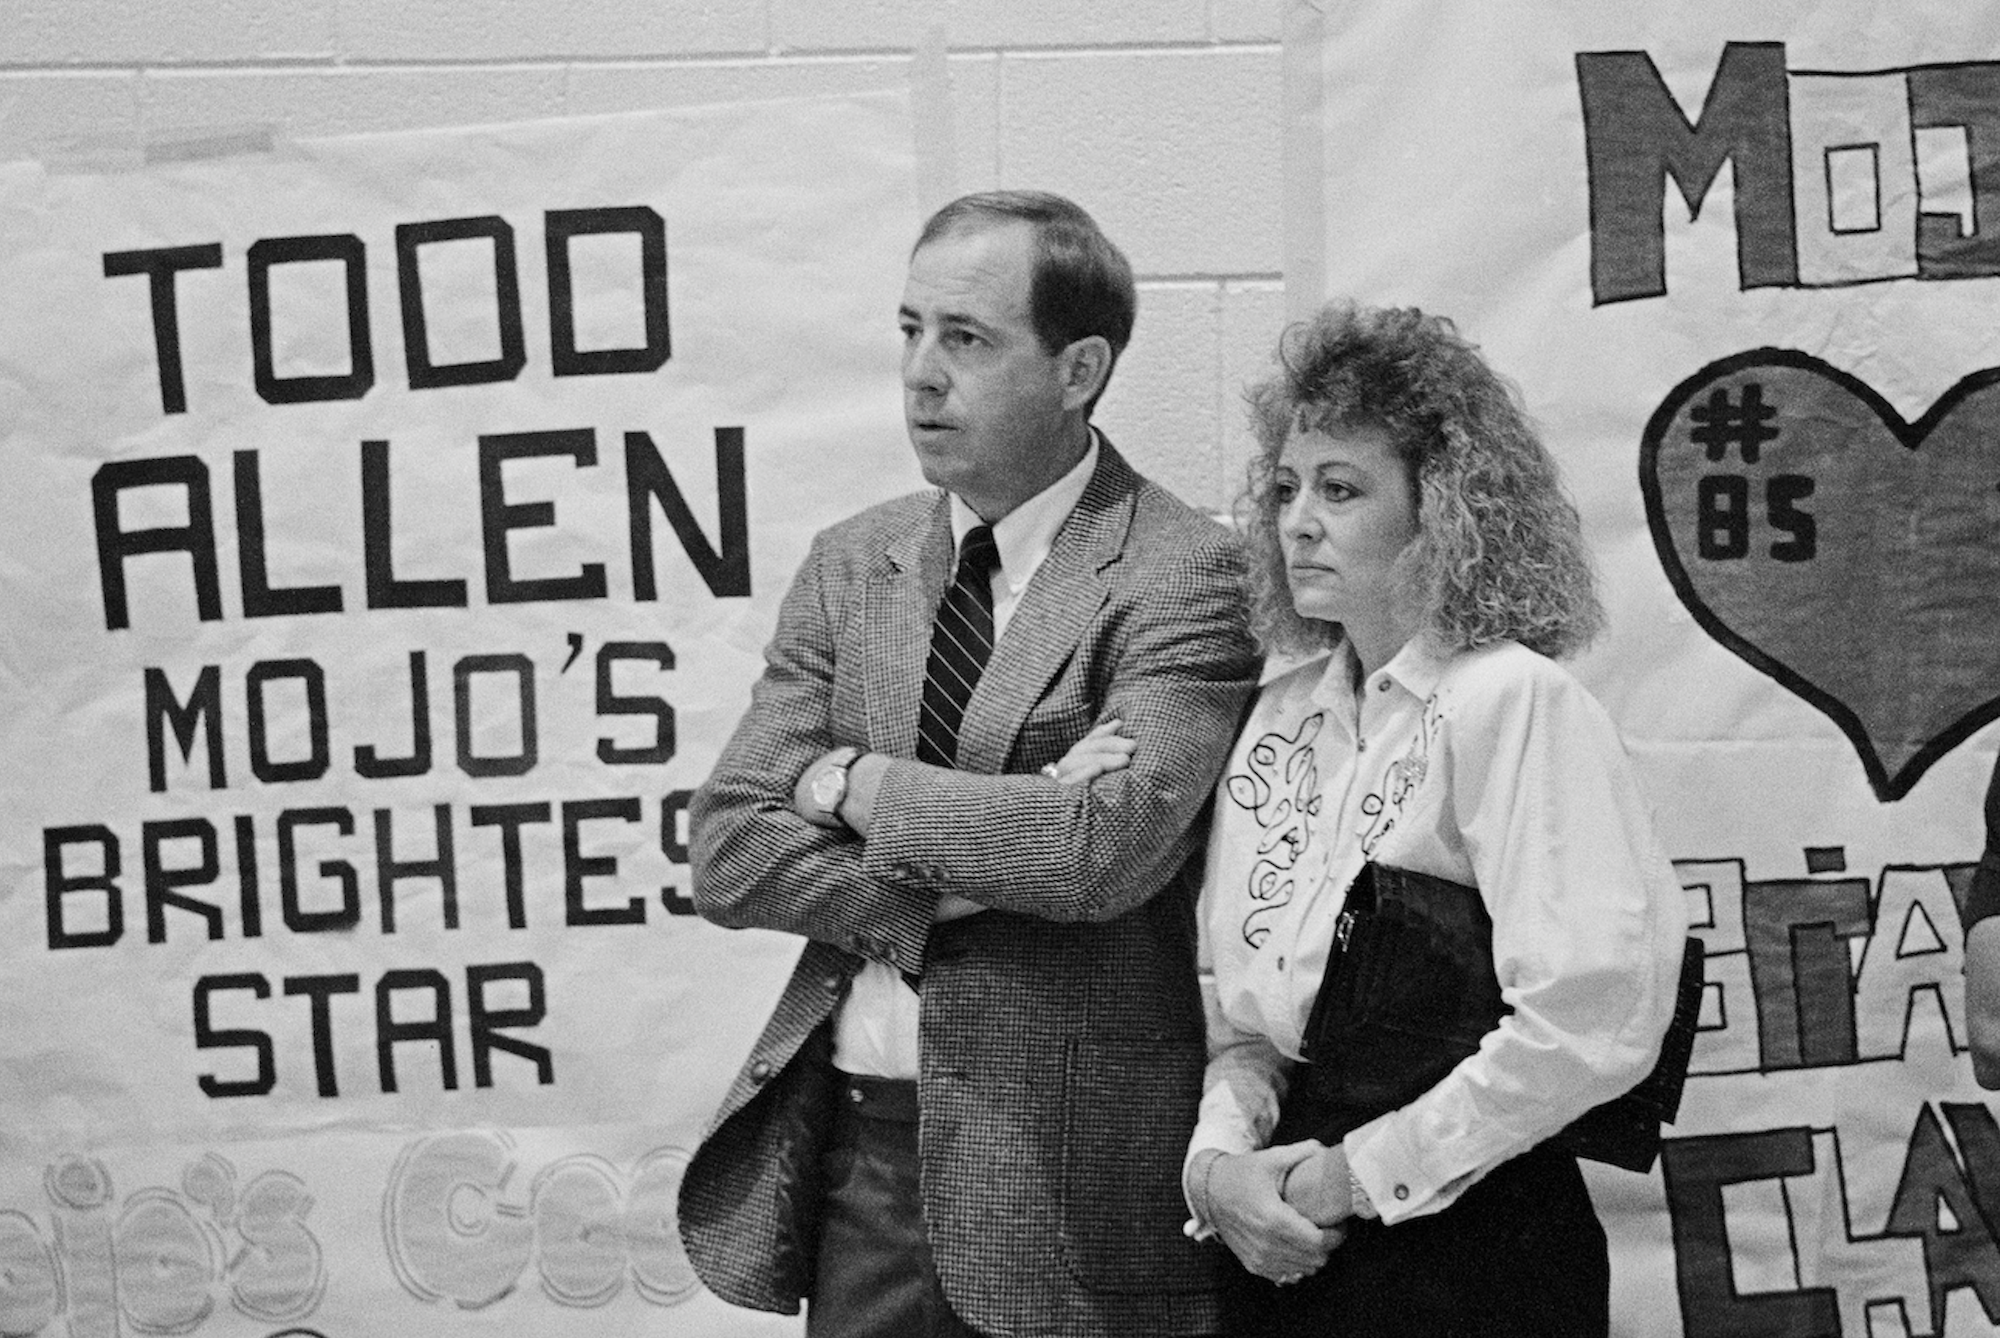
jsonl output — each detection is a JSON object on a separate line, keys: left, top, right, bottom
{"left": 1040, "top": 763, "right": 1061, "bottom": 779}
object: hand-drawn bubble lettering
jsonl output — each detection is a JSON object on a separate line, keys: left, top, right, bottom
{"left": 383, "top": 1131, "right": 699, "bottom": 1313}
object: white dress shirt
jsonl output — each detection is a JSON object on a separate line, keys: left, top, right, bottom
{"left": 832, "top": 436, "right": 1101, "bottom": 1078}
{"left": 1186, "top": 634, "right": 1688, "bottom": 1226}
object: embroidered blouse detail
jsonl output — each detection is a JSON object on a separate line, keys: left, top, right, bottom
{"left": 1186, "top": 635, "right": 1689, "bottom": 1228}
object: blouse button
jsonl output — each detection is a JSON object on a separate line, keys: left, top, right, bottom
{"left": 1357, "top": 739, "right": 1368, "bottom": 753}
{"left": 1277, "top": 956, "right": 1286, "bottom": 970}
{"left": 1394, "top": 1184, "right": 1410, "bottom": 1201}
{"left": 1377, "top": 680, "right": 1391, "bottom": 692}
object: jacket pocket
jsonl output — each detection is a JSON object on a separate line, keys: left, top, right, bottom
{"left": 1008, "top": 689, "right": 1094, "bottom": 773}
{"left": 1057, "top": 1036, "right": 1212, "bottom": 1294}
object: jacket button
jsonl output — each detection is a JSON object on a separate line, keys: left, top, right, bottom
{"left": 822, "top": 975, "right": 843, "bottom": 992}
{"left": 749, "top": 1060, "right": 772, "bottom": 1083}
{"left": 1393, "top": 1184, "right": 1409, "bottom": 1201}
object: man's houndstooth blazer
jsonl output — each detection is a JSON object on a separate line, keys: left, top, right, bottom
{"left": 677, "top": 441, "right": 1260, "bottom": 1337}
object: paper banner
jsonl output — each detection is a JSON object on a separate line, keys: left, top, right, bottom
{"left": 1307, "top": 4, "right": 2000, "bottom": 1333}
{"left": 0, "top": 93, "right": 919, "bottom": 1336}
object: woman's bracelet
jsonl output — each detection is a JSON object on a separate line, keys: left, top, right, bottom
{"left": 1191, "top": 1148, "right": 1224, "bottom": 1223}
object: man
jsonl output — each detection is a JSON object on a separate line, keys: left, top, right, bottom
{"left": 677, "top": 190, "right": 1259, "bottom": 1337}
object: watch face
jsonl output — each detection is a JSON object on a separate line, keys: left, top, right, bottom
{"left": 810, "top": 765, "right": 845, "bottom": 810}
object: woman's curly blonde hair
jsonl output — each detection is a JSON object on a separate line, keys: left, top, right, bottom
{"left": 1241, "top": 302, "right": 1602, "bottom": 659}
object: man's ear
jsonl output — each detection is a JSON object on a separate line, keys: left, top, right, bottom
{"left": 1057, "top": 335, "right": 1114, "bottom": 412}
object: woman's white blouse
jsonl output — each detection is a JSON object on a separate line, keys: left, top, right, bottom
{"left": 1188, "top": 635, "right": 1689, "bottom": 1226}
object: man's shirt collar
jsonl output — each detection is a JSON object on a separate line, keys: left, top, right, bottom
{"left": 948, "top": 431, "right": 1100, "bottom": 595}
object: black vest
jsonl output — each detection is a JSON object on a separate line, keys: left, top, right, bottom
{"left": 1274, "top": 862, "right": 1699, "bottom": 1172}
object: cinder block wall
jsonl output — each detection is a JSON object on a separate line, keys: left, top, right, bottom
{"left": 0, "top": 0, "right": 1286, "bottom": 514}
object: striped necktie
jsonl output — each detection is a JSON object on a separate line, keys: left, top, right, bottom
{"left": 916, "top": 524, "right": 1001, "bottom": 767}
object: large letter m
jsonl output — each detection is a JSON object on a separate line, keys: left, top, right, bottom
{"left": 1577, "top": 42, "right": 1799, "bottom": 303}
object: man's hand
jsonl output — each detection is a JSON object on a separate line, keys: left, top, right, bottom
{"left": 1041, "top": 719, "right": 1136, "bottom": 786}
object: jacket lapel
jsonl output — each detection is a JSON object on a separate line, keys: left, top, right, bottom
{"left": 953, "top": 444, "right": 1137, "bottom": 775}
{"left": 864, "top": 497, "right": 953, "bottom": 758}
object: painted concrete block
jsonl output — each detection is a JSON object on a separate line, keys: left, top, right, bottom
{"left": 1096, "top": 281, "right": 1224, "bottom": 513}
{"left": 1211, "top": 0, "right": 1286, "bottom": 43}
{"left": 0, "top": 73, "right": 141, "bottom": 164}
{"left": 999, "top": 48, "right": 1282, "bottom": 277}
{"left": 138, "top": 67, "right": 567, "bottom": 141}
{"left": 1, "top": 0, "right": 336, "bottom": 64}
{"left": 1218, "top": 278, "right": 1287, "bottom": 493}
{"left": 771, "top": 0, "right": 1207, "bottom": 54}
{"left": 333, "top": 0, "right": 766, "bottom": 60}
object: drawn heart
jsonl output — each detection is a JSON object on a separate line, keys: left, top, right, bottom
{"left": 1640, "top": 349, "right": 2000, "bottom": 801}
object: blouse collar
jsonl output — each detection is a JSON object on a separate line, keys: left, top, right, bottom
{"left": 1310, "top": 630, "right": 1452, "bottom": 711}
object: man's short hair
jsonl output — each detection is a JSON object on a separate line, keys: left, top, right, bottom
{"left": 916, "top": 191, "right": 1137, "bottom": 394}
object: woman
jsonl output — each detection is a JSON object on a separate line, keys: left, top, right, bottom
{"left": 1176, "top": 301, "right": 1688, "bottom": 1336}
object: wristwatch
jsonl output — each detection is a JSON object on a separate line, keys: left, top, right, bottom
{"left": 807, "top": 746, "right": 864, "bottom": 826}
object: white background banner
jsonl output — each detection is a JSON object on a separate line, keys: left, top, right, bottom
{"left": 0, "top": 94, "right": 918, "bottom": 1336}
{"left": 1307, "top": 2, "right": 2000, "bottom": 1334}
